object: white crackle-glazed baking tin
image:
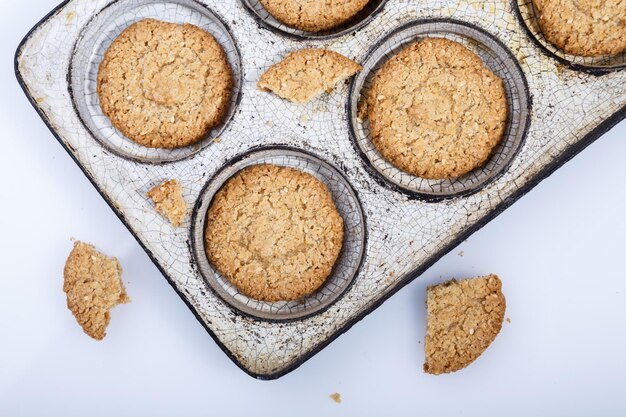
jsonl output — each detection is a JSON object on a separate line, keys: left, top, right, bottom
{"left": 15, "top": 0, "right": 626, "bottom": 379}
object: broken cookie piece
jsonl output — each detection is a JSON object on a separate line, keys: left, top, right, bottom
{"left": 63, "top": 241, "right": 130, "bottom": 340}
{"left": 424, "top": 274, "right": 506, "bottom": 375}
{"left": 147, "top": 179, "right": 187, "bottom": 227}
{"left": 257, "top": 49, "right": 362, "bottom": 103}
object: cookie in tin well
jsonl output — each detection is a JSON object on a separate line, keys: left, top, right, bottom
{"left": 366, "top": 38, "right": 508, "bottom": 180}
{"left": 97, "top": 19, "right": 233, "bottom": 148}
{"left": 205, "top": 164, "right": 344, "bottom": 302}
{"left": 258, "top": 0, "right": 371, "bottom": 32}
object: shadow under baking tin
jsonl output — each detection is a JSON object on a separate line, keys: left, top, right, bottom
{"left": 512, "top": 0, "right": 626, "bottom": 73}
{"left": 240, "top": 0, "right": 388, "bottom": 40}
{"left": 69, "top": 0, "right": 242, "bottom": 164}
{"left": 348, "top": 19, "right": 531, "bottom": 200}
{"left": 190, "top": 146, "right": 367, "bottom": 322}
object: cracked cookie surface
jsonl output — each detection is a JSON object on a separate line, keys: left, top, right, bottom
{"left": 366, "top": 38, "right": 508, "bottom": 180}
{"left": 258, "top": 0, "right": 370, "bottom": 32}
{"left": 532, "top": 0, "right": 626, "bottom": 57}
{"left": 97, "top": 19, "right": 232, "bottom": 148}
{"left": 63, "top": 241, "right": 130, "bottom": 340}
{"left": 205, "top": 164, "right": 344, "bottom": 302}
{"left": 258, "top": 48, "right": 362, "bottom": 103}
{"left": 424, "top": 274, "right": 505, "bottom": 375}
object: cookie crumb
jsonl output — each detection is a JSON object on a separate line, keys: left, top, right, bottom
{"left": 258, "top": 49, "right": 361, "bottom": 103}
{"left": 357, "top": 99, "right": 368, "bottom": 122}
{"left": 458, "top": 251, "right": 464, "bottom": 257}
{"left": 329, "top": 393, "right": 342, "bottom": 403}
{"left": 63, "top": 241, "right": 130, "bottom": 340}
{"left": 506, "top": 317, "right": 511, "bottom": 323}
{"left": 424, "top": 274, "right": 506, "bottom": 375}
{"left": 148, "top": 179, "right": 187, "bottom": 227}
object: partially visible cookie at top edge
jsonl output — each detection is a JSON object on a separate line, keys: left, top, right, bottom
{"left": 258, "top": 48, "right": 362, "bottom": 103}
{"left": 97, "top": 19, "right": 233, "bottom": 149}
{"left": 205, "top": 164, "right": 344, "bottom": 302}
{"left": 63, "top": 241, "right": 130, "bottom": 341}
{"left": 366, "top": 37, "right": 508, "bottom": 180}
{"left": 258, "top": 0, "right": 371, "bottom": 32}
{"left": 147, "top": 179, "right": 187, "bottom": 227}
{"left": 531, "top": 0, "right": 626, "bottom": 57}
{"left": 423, "top": 274, "right": 506, "bottom": 375}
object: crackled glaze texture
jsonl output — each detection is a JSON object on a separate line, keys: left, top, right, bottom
{"left": 16, "top": 0, "right": 626, "bottom": 378}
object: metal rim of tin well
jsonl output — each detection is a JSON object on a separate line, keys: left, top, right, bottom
{"left": 348, "top": 18, "right": 532, "bottom": 201}
{"left": 68, "top": 0, "right": 243, "bottom": 164}
{"left": 190, "top": 146, "right": 367, "bottom": 322}
{"left": 512, "top": 0, "right": 626, "bottom": 74}
{"left": 240, "top": 0, "right": 388, "bottom": 40}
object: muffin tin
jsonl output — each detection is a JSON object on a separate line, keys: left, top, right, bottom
{"left": 15, "top": 0, "right": 626, "bottom": 379}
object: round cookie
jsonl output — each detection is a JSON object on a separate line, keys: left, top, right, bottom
{"left": 97, "top": 19, "right": 233, "bottom": 149}
{"left": 258, "top": 0, "right": 370, "bottom": 32}
{"left": 205, "top": 164, "right": 344, "bottom": 302}
{"left": 366, "top": 38, "right": 508, "bottom": 180}
{"left": 532, "top": 0, "right": 626, "bottom": 57}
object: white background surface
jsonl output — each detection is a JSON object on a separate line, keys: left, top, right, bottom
{"left": 2, "top": 1, "right": 626, "bottom": 416}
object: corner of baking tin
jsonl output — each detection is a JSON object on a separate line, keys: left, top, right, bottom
{"left": 15, "top": 0, "right": 72, "bottom": 85}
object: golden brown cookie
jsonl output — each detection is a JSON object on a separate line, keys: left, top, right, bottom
{"left": 366, "top": 38, "right": 508, "bottom": 179}
{"left": 97, "top": 19, "right": 233, "bottom": 148}
{"left": 258, "top": 49, "right": 362, "bottom": 103}
{"left": 424, "top": 274, "right": 506, "bottom": 375}
{"left": 532, "top": 0, "right": 626, "bottom": 56}
{"left": 259, "top": 0, "right": 370, "bottom": 32}
{"left": 205, "top": 164, "right": 344, "bottom": 302}
{"left": 147, "top": 179, "right": 187, "bottom": 227}
{"left": 63, "top": 241, "right": 130, "bottom": 340}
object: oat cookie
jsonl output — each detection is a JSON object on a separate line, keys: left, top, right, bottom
{"left": 532, "top": 0, "right": 626, "bottom": 57}
{"left": 258, "top": 49, "right": 362, "bottom": 103}
{"left": 63, "top": 241, "right": 130, "bottom": 340}
{"left": 366, "top": 38, "right": 508, "bottom": 179}
{"left": 205, "top": 164, "right": 344, "bottom": 302}
{"left": 424, "top": 274, "right": 506, "bottom": 375}
{"left": 258, "top": 0, "right": 370, "bottom": 32}
{"left": 97, "top": 19, "right": 233, "bottom": 148}
{"left": 148, "top": 179, "right": 187, "bottom": 227}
